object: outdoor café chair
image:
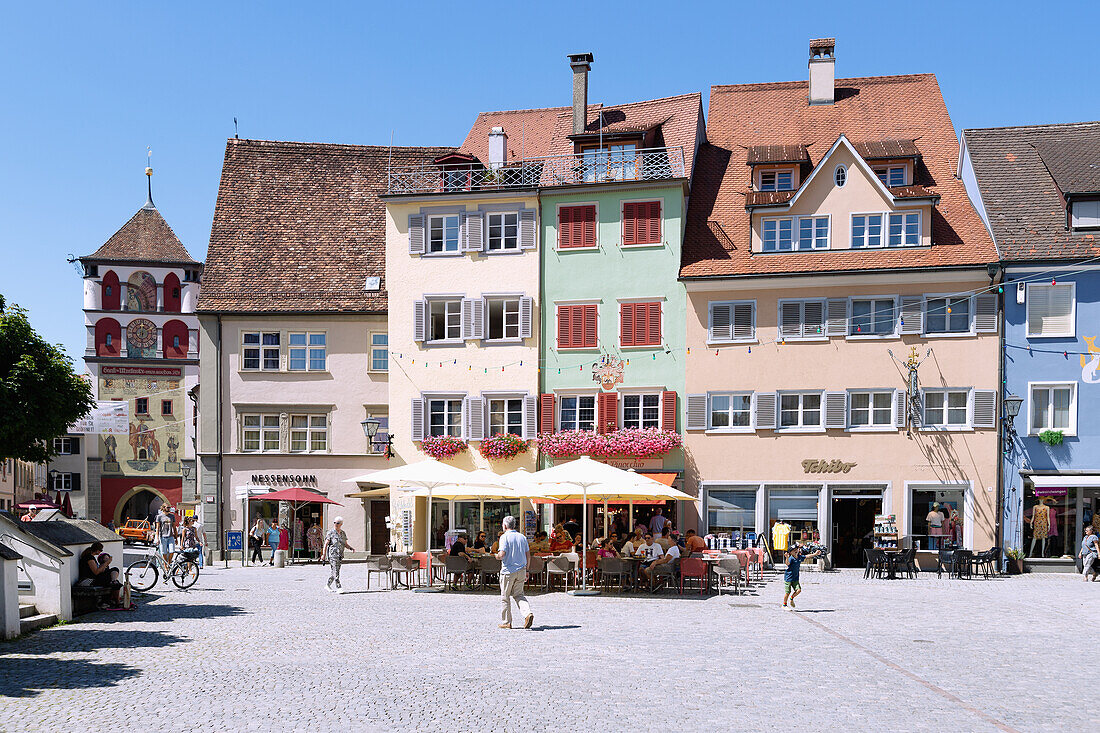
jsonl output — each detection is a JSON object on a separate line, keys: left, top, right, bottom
{"left": 544, "top": 555, "right": 573, "bottom": 592}
{"left": 443, "top": 555, "right": 472, "bottom": 591}
{"left": 952, "top": 549, "right": 974, "bottom": 579}
{"left": 984, "top": 546, "right": 1003, "bottom": 576}
{"left": 679, "top": 557, "right": 708, "bottom": 595}
{"left": 527, "top": 555, "right": 546, "bottom": 587}
{"left": 597, "top": 557, "right": 627, "bottom": 593}
{"left": 864, "top": 548, "right": 888, "bottom": 579}
{"left": 936, "top": 549, "right": 956, "bottom": 579}
{"left": 712, "top": 556, "right": 741, "bottom": 595}
{"left": 649, "top": 558, "right": 677, "bottom": 594}
{"left": 389, "top": 555, "right": 419, "bottom": 589}
{"left": 365, "top": 555, "right": 391, "bottom": 590}
{"left": 894, "top": 547, "right": 917, "bottom": 579}
{"left": 970, "top": 548, "right": 996, "bottom": 578}
{"left": 477, "top": 555, "right": 502, "bottom": 589}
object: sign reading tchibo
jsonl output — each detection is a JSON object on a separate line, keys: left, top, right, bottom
{"left": 801, "top": 459, "right": 857, "bottom": 474}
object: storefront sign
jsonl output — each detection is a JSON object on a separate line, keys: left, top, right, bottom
{"left": 603, "top": 457, "right": 665, "bottom": 470}
{"left": 801, "top": 459, "right": 857, "bottom": 474}
{"left": 250, "top": 474, "right": 317, "bottom": 486}
{"left": 1033, "top": 487, "right": 1068, "bottom": 497}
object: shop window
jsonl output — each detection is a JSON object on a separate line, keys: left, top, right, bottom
{"left": 430, "top": 502, "right": 450, "bottom": 550}
{"left": 1022, "top": 486, "right": 1077, "bottom": 559}
{"left": 705, "top": 488, "right": 757, "bottom": 538}
{"left": 559, "top": 395, "right": 596, "bottom": 432}
{"left": 910, "top": 488, "right": 965, "bottom": 551}
{"left": 622, "top": 393, "right": 660, "bottom": 429}
{"left": 768, "top": 489, "right": 819, "bottom": 562}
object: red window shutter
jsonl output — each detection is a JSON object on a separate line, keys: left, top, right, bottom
{"left": 646, "top": 302, "right": 661, "bottom": 344}
{"left": 557, "top": 306, "right": 572, "bottom": 348}
{"left": 661, "top": 390, "right": 677, "bottom": 431}
{"left": 582, "top": 304, "right": 598, "bottom": 348}
{"left": 620, "top": 303, "right": 635, "bottom": 346}
{"left": 559, "top": 205, "right": 596, "bottom": 249}
{"left": 598, "top": 392, "right": 619, "bottom": 434}
{"left": 646, "top": 201, "right": 661, "bottom": 243}
{"left": 582, "top": 205, "right": 596, "bottom": 248}
{"left": 559, "top": 206, "right": 572, "bottom": 249}
{"left": 623, "top": 203, "right": 638, "bottom": 245}
{"left": 539, "top": 394, "right": 556, "bottom": 434}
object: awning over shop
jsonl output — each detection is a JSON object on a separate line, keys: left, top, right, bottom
{"left": 346, "top": 487, "right": 391, "bottom": 498}
{"left": 640, "top": 472, "right": 678, "bottom": 487}
{"left": 1027, "top": 474, "right": 1100, "bottom": 488}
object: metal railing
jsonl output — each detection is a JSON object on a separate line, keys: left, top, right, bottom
{"left": 387, "top": 146, "right": 686, "bottom": 195}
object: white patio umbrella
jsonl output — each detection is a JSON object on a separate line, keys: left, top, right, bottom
{"left": 531, "top": 456, "right": 685, "bottom": 596}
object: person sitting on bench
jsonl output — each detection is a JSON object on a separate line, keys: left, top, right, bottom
{"left": 77, "top": 542, "right": 122, "bottom": 608}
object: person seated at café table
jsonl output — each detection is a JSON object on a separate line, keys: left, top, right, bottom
{"left": 571, "top": 533, "right": 585, "bottom": 554}
{"left": 656, "top": 526, "right": 673, "bottom": 552}
{"left": 643, "top": 538, "right": 681, "bottom": 583}
{"left": 637, "top": 533, "right": 664, "bottom": 566}
{"left": 684, "top": 528, "right": 707, "bottom": 555}
{"left": 619, "top": 532, "right": 638, "bottom": 558}
{"left": 549, "top": 524, "right": 573, "bottom": 553}
{"left": 449, "top": 534, "right": 472, "bottom": 560}
{"left": 490, "top": 530, "right": 506, "bottom": 554}
{"left": 529, "top": 531, "right": 551, "bottom": 553}
{"left": 597, "top": 539, "right": 619, "bottom": 559}
{"left": 471, "top": 531, "right": 489, "bottom": 553}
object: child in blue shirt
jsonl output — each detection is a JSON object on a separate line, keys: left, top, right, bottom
{"left": 782, "top": 543, "right": 821, "bottom": 609}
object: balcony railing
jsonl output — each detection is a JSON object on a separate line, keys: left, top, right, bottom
{"left": 387, "top": 146, "right": 686, "bottom": 195}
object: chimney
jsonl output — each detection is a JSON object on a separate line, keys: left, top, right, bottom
{"left": 808, "top": 38, "right": 836, "bottom": 105}
{"left": 488, "top": 126, "right": 507, "bottom": 169}
{"left": 568, "top": 52, "right": 594, "bottom": 135}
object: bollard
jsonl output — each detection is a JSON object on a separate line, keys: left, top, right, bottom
{"left": 274, "top": 549, "right": 287, "bottom": 568}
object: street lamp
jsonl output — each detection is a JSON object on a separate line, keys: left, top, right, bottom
{"left": 1002, "top": 393, "right": 1023, "bottom": 436}
{"left": 47, "top": 469, "right": 59, "bottom": 492}
{"left": 361, "top": 418, "right": 394, "bottom": 459}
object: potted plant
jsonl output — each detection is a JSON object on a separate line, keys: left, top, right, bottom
{"left": 1006, "top": 547, "right": 1026, "bottom": 574}
{"left": 1038, "top": 429, "right": 1064, "bottom": 446}
{"left": 420, "top": 435, "right": 468, "bottom": 460}
{"left": 477, "top": 433, "right": 529, "bottom": 461}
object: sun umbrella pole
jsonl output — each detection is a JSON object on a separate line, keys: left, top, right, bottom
{"left": 582, "top": 484, "right": 588, "bottom": 591}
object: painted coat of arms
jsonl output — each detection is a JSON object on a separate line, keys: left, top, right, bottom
{"left": 591, "top": 355, "right": 625, "bottom": 391}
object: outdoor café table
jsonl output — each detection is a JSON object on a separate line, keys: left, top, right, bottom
{"left": 700, "top": 554, "right": 748, "bottom": 594}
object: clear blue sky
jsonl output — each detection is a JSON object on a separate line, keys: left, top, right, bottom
{"left": 2, "top": 1, "right": 1097, "bottom": 363}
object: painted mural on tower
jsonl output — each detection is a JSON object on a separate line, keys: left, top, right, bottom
{"left": 98, "top": 365, "right": 183, "bottom": 476}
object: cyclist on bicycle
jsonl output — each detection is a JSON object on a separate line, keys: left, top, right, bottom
{"left": 155, "top": 504, "right": 177, "bottom": 565}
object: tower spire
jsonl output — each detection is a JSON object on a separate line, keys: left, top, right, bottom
{"left": 143, "top": 147, "right": 155, "bottom": 209}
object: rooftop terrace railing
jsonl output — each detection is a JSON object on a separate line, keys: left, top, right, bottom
{"left": 387, "top": 146, "right": 686, "bottom": 195}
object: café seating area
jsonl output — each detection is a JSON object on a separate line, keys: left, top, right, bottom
{"left": 863, "top": 546, "right": 1005, "bottom": 580}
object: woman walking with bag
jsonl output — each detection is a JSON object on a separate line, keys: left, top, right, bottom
{"left": 249, "top": 518, "right": 267, "bottom": 565}
{"left": 321, "top": 516, "right": 354, "bottom": 593}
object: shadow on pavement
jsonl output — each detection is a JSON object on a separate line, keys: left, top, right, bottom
{"left": 120, "top": 601, "right": 248, "bottom": 623}
{"left": 530, "top": 625, "right": 581, "bottom": 632}
{"left": 7, "top": 629, "right": 190, "bottom": 655}
{"left": 0, "top": 658, "right": 141, "bottom": 698}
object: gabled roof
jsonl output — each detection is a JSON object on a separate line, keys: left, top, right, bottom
{"left": 681, "top": 74, "right": 996, "bottom": 279}
{"left": 198, "top": 139, "right": 455, "bottom": 314}
{"left": 747, "top": 144, "right": 809, "bottom": 165}
{"left": 459, "top": 106, "right": 569, "bottom": 163}
{"left": 852, "top": 138, "right": 920, "bottom": 160}
{"left": 963, "top": 121, "right": 1100, "bottom": 262}
{"left": 83, "top": 205, "right": 197, "bottom": 264}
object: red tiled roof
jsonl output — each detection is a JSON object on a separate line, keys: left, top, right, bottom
{"left": 745, "top": 191, "right": 796, "bottom": 207}
{"left": 746, "top": 144, "right": 809, "bottom": 165}
{"left": 888, "top": 185, "right": 938, "bottom": 199}
{"left": 459, "top": 107, "right": 569, "bottom": 163}
{"left": 83, "top": 206, "right": 196, "bottom": 264}
{"left": 681, "top": 74, "right": 996, "bottom": 278}
{"left": 964, "top": 122, "right": 1100, "bottom": 261}
{"left": 852, "top": 138, "right": 920, "bottom": 160}
{"left": 198, "top": 138, "right": 454, "bottom": 313}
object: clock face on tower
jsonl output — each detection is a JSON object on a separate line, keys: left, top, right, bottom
{"left": 126, "top": 318, "right": 157, "bottom": 358}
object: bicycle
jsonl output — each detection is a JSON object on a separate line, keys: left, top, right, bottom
{"left": 126, "top": 548, "right": 201, "bottom": 591}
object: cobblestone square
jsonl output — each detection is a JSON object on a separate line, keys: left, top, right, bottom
{"left": 0, "top": 564, "right": 1092, "bottom": 732}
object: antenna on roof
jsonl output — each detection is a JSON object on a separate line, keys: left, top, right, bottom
{"left": 233, "top": 117, "right": 238, "bottom": 139}
{"left": 144, "top": 147, "right": 155, "bottom": 209}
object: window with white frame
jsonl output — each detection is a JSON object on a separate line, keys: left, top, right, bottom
{"left": 52, "top": 437, "right": 77, "bottom": 454}
{"left": 486, "top": 212, "right": 519, "bottom": 251}
{"left": 488, "top": 398, "right": 524, "bottom": 436}
{"left": 242, "top": 414, "right": 281, "bottom": 452}
{"left": 759, "top": 169, "right": 794, "bottom": 192}
{"left": 833, "top": 165, "right": 847, "bottom": 187}
{"left": 874, "top": 165, "right": 907, "bottom": 187}
{"left": 428, "top": 398, "right": 463, "bottom": 437}
{"left": 428, "top": 214, "right": 460, "bottom": 254}
{"left": 289, "top": 333, "right": 326, "bottom": 371}
{"left": 428, "top": 300, "right": 462, "bottom": 342}
{"left": 289, "top": 414, "right": 327, "bottom": 452}
{"left": 709, "top": 393, "right": 752, "bottom": 430}
{"left": 369, "top": 332, "right": 388, "bottom": 372}
{"left": 559, "top": 395, "right": 596, "bottom": 432}
{"left": 778, "top": 299, "right": 825, "bottom": 340}
{"left": 925, "top": 297, "right": 971, "bottom": 334}
{"left": 850, "top": 298, "right": 896, "bottom": 336}
{"left": 708, "top": 301, "right": 755, "bottom": 343}
{"left": 849, "top": 391, "right": 893, "bottom": 428}
{"left": 243, "top": 332, "right": 280, "bottom": 371}
{"left": 762, "top": 217, "right": 828, "bottom": 251}
{"left": 51, "top": 473, "right": 73, "bottom": 491}
{"left": 1030, "top": 383, "right": 1075, "bottom": 435}
{"left": 923, "top": 390, "right": 969, "bottom": 428}
{"left": 486, "top": 298, "right": 520, "bottom": 341}
{"left": 851, "top": 214, "right": 883, "bottom": 248}
{"left": 622, "top": 393, "right": 660, "bottom": 429}
{"left": 1072, "top": 200, "right": 1100, "bottom": 230}
{"left": 779, "top": 392, "right": 822, "bottom": 429}
{"left": 1026, "top": 283, "right": 1075, "bottom": 338}
{"left": 887, "top": 212, "right": 920, "bottom": 246}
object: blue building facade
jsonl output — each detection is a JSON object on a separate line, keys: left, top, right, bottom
{"left": 963, "top": 122, "right": 1100, "bottom": 569}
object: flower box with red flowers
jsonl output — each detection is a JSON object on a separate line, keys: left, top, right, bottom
{"left": 477, "top": 433, "right": 530, "bottom": 460}
{"left": 420, "top": 435, "right": 468, "bottom": 459}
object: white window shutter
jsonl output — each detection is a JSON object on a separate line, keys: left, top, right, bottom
{"left": 803, "top": 300, "right": 825, "bottom": 337}
{"left": 462, "top": 212, "right": 484, "bottom": 252}
{"left": 461, "top": 298, "right": 485, "bottom": 340}
{"left": 754, "top": 392, "right": 777, "bottom": 430}
{"left": 408, "top": 214, "right": 425, "bottom": 255}
{"left": 900, "top": 296, "right": 923, "bottom": 334}
{"left": 733, "top": 302, "right": 754, "bottom": 340}
{"left": 411, "top": 398, "right": 424, "bottom": 441}
{"left": 465, "top": 396, "right": 485, "bottom": 441}
{"left": 825, "top": 298, "right": 848, "bottom": 336}
{"left": 413, "top": 300, "right": 426, "bottom": 341}
{"left": 519, "top": 296, "right": 534, "bottom": 339}
{"left": 779, "top": 302, "right": 802, "bottom": 339}
{"left": 522, "top": 395, "right": 537, "bottom": 439}
{"left": 894, "top": 389, "right": 907, "bottom": 428}
{"left": 686, "top": 394, "right": 708, "bottom": 431}
{"left": 518, "top": 210, "right": 537, "bottom": 250}
{"left": 972, "top": 389, "right": 997, "bottom": 428}
{"left": 824, "top": 392, "right": 848, "bottom": 429}
{"left": 974, "top": 294, "right": 998, "bottom": 333}
{"left": 709, "top": 303, "right": 732, "bottom": 342}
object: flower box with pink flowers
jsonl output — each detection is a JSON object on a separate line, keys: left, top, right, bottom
{"left": 420, "top": 435, "right": 468, "bottom": 460}
{"left": 537, "top": 428, "right": 681, "bottom": 459}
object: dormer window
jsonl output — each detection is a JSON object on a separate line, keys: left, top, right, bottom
{"left": 873, "top": 165, "right": 907, "bottom": 187}
{"left": 1071, "top": 200, "right": 1100, "bottom": 230}
{"left": 759, "top": 170, "right": 794, "bottom": 192}
{"left": 581, "top": 143, "right": 638, "bottom": 182}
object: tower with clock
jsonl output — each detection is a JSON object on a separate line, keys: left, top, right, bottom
{"left": 73, "top": 164, "right": 203, "bottom": 527}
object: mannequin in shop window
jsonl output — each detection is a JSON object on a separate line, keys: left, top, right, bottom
{"left": 306, "top": 521, "right": 323, "bottom": 561}
{"left": 926, "top": 503, "right": 946, "bottom": 550}
{"left": 772, "top": 521, "right": 791, "bottom": 554}
{"left": 1025, "top": 496, "right": 1059, "bottom": 558}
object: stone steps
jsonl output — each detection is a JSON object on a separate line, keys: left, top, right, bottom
{"left": 19, "top": 603, "right": 36, "bottom": 619}
{"left": 18, "top": 603, "right": 58, "bottom": 635}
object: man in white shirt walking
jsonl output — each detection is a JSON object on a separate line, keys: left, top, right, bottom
{"left": 494, "top": 516, "right": 533, "bottom": 630}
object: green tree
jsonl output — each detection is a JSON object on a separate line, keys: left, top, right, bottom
{"left": 0, "top": 294, "right": 94, "bottom": 462}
